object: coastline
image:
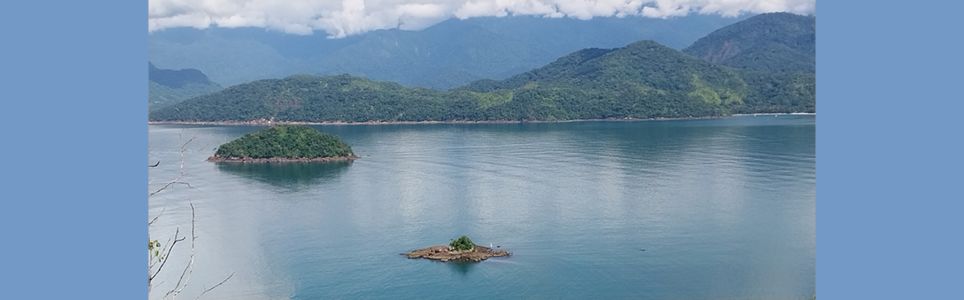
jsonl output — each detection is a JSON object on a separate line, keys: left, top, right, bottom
{"left": 207, "top": 155, "right": 359, "bottom": 163}
{"left": 405, "top": 245, "right": 510, "bottom": 262}
{"left": 150, "top": 113, "right": 815, "bottom": 127}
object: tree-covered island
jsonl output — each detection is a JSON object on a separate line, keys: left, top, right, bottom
{"left": 208, "top": 125, "right": 357, "bottom": 163}
{"left": 405, "top": 236, "right": 509, "bottom": 262}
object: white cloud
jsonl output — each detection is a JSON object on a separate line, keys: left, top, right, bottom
{"left": 148, "top": 0, "right": 815, "bottom": 38}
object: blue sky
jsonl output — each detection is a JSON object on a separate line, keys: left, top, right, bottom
{"left": 149, "top": 0, "right": 815, "bottom": 37}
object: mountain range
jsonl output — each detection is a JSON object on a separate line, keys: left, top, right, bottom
{"left": 150, "top": 12, "right": 815, "bottom": 122}
{"left": 149, "top": 15, "right": 746, "bottom": 89}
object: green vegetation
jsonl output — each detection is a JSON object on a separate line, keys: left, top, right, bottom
{"left": 149, "top": 63, "right": 221, "bottom": 110}
{"left": 150, "top": 42, "right": 751, "bottom": 122}
{"left": 684, "top": 12, "right": 815, "bottom": 113}
{"left": 149, "top": 16, "right": 744, "bottom": 88}
{"left": 149, "top": 81, "right": 221, "bottom": 110}
{"left": 683, "top": 12, "right": 814, "bottom": 73}
{"left": 449, "top": 236, "right": 476, "bottom": 251}
{"left": 213, "top": 126, "right": 354, "bottom": 159}
{"left": 149, "top": 13, "right": 815, "bottom": 122}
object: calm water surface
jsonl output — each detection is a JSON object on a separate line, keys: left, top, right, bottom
{"left": 148, "top": 115, "right": 815, "bottom": 299}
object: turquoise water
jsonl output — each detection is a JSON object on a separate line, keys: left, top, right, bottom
{"left": 148, "top": 115, "right": 815, "bottom": 299}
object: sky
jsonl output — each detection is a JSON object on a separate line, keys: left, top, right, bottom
{"left": 148, "top": 0, "right": 816, "bottom": 38}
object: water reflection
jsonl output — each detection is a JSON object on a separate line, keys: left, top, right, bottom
{"left": 447, "top": 261, "right": 477, "bottom": 276}
{"left": 215, "top": 161, "right": 352, "bottom": 190}
{"left": 148, "top": 116, "right": 815, "bottom": 299}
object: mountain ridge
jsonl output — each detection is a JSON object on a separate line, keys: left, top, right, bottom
{"left": 148, "top": 63, "right": 222, "bottom": 110}
{"left": 150, "top": 13, "right": 815, "bottom": 122}
{"left": 149, "top": 15, "right": 748, "bottom": 88}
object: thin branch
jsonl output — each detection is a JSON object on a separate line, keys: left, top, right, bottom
{"left": 195, "top": 272, "right": 235, "bottom": 300}
{"left": 150, "top": 135, "right": 196, "bottom": 196}
{"left": 149, "top": 231, "right": 176, "bottom": 269}
{"left": 149, "top": 135, "right": 231, "bottom": 299}
{"left": 149, "top": 228, "right": 182, "bottom": 281}
{"left": 148, "top": 207, "right": 167, "bottom": 226}
{"left": 149, "top": 181, "right": 194, "bottom": 197}
{"left": 165, "top": 203, "right": 197, "bottom": 299}
{"left": 149, "top": 161, "right": 160, "bottom": 168}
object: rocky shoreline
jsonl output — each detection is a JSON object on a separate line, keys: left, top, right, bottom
{"left": 405, "top": 245, "right": 510, "bottom": 262}
{"left": 149, "top": 114, "right": 818, "bottom": 127}
{"left": 207, "top": 155, "right": 359, "bottom": 163}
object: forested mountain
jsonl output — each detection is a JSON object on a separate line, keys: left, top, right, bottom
{"left": 683, "top": 12, "right": 815, "bottom": 72}
{"left": 459, "top": 40, "right": 749, "bottom": 118}
{"left": 148, "top": 63, "right": 221, "bottom": 109}
{"left": 151, "top": 41, "right": 748, "bottom": 122}
{"left": 149, "top": 15, "right": 745, "bottom": 89}
{"left": 151, "top": 74, "right": 450, "bottom": 122}
{"left": 150, "top": 13, "right": 816, "bottom": 122}
{"left": 683, "top": 12, "right": 816, "bottom": 112}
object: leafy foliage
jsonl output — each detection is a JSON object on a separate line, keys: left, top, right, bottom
{"left": 450, "top": 236, "right": 475, "bottom": 251}
{"left": 214, "top": 125, "right": 354, "bottom": 159}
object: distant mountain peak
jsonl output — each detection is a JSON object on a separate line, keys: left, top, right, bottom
{"left": 148, "top": 62, "right": 216, "bottom": 88}
{"left": 149, "top": 15, "right": 748, "bottom": 88}
{"left": 683, "top": 13, "right": 815, "bottom": 72}
{"left": 148, "top": 62, "right": 222, "bottom": 110}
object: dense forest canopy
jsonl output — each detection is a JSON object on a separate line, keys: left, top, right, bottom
{"left": 214, "top": 126, "right": 355, "bottom": 159}
{"left": 683, "top": 13, "right": 815, "bottom": 113}
{"left": 150, "top": 13, "right": 815, "bottom": 122}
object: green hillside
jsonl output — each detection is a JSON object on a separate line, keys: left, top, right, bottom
{"left": 152, "top": 41, "right": 750, "bottom": 122}
{"left": 683, "top": 12, "right": 815, "bottom": 73}
{"left": 461, "top": 40, "right": 749, "bottom": 119}
{"left": 683, "top": 13, "right": 815, "bottom": 113}
{"left": 150, "top": 13, "right": 816, "bottom": 122}
{"left": 213, "top": 125, "right": 354, "bottom": 159}
{"left": 148, "top": 63, "right": 221, "bottom": 110}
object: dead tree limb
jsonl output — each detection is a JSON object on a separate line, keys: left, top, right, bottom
{"left": 196, "top": 272, "right": 235, "bottom": 300}
{"left": 149, "top": 228, "right": 183, "bottom": 281}
{"left": 164, "top": 203, "right": 197, "bottom": 299}
{"left": 149, "top": 134, "right": 233, "bottom": 299}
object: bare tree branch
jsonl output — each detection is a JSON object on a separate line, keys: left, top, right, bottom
{"left": 149, "top": 161, "right": 160, "bottom": 168}
{"left": 148, "top": 207, "right": 167, "bottom": 226}
{"left": 195, "top": 272, "right": 235, "bottom": 300}
{"left": 149, "top": 231, "right": 176, "bottom": 269}
{"left": 149, "top": 228, "right": 183, "bottom": 281}
{"left": 149, "top": 135, "right": 233, "bottom": 299}
{"left": 149, "top": 181, "right": 194, "bottom": 197}
{"left": 165, "top": 203, "right": 197, "bottom": 299}
{"left": 149, "top": 135, "right": 197, "bottom": 197}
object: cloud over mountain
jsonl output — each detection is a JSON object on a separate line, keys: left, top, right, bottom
{"left": 148, "top": 0, "right": 815, "bottom": 37}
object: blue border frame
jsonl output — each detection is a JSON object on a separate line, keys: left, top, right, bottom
{"left": 818, "top": 1, "right": 964, "bottom": 298}
{"left": 3, "top": 0, "right": 963, "bottom": 298}
{"left": 1, "top": 1, "right": 146, "bottom": 298}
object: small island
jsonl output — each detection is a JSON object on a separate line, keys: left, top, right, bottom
{"left": 208, "top": 125, "right": 358, "bottom": 163}
{"left": 405, "top": 236, "right": 510, "bottom": 262}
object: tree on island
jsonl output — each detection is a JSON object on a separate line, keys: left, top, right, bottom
{"left": 449, "top": 235, "right": 475, "bottom": 251}
{"left": 212, "top": 125, "right": 355, "bottom": 160}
